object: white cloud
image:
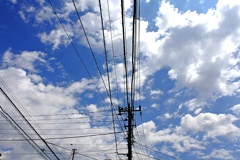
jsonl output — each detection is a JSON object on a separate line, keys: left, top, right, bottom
{"left": 2, "top": 49, "right": 46, "bottom": 73}
{"left": 164, "top": 113, "right": 172, "bottom": 119}
{"left": 145, "top": 0, "right": 150, "bottom": 3}
{"left": 28, "top": 74, "right": 43, "bottom": 83}
{"left": 38, "top": 26, "right": 72, "bottom": 50}
{"left": 150, "top": 89, "right": 163, "bottom": 99}
{"left": 9, "top": 0, "right": 17, "bottom": 4}
{"left": 180, "top": 113, "right": 240, "bottom": 139}
{"left": 139, "top": 0, "right": 240, "bottom": 109}
{"left": 202, "top": 149, "right": 234, "bottom": 160}
{"left": 18, "top": 11, "right": 28, "bottom": 23}
{"left": 0, "top": 51, "right": 119, "bottom": 160}
{"left": 86, "top": 104, "right": 98, "bottom": 112}
{"left": 15, "top": 0, "right": 240, "bottom": 107}
{"left": 168, "top": 69, "right": 177, "bottom": 80}
{"left": 183, "top": 98, "right": 207, "bottom": 112}
{"left": 139, "top": 121, "right": 205, "bottom": 153}
{"left": 231, "top": 104, "right": 240, "bottom": 115}
{"left": 150, "top": 89, "right": 163, "bottom": 96}
{"left": 151, "top": 103, "right": 159, "bottom": 109}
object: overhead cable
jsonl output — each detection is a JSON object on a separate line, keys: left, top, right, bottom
{"left": 0, "top": 106, "right": 50, "bottom": 160}
{"left": 98, "top": 0, "right": 119, "bottom": 155}
{"left": 0, "top": 88, "right": 60, "bottom": 160}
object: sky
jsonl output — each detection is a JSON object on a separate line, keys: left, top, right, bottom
{"left": 0, "top": 0, "right": 240, "bottom": 159}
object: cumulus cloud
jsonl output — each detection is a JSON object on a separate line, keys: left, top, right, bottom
{"left": 231, "top": 104, "right": 240, "bottom": 116}
{"left": 2, "top": 49, "right": 46, "bottom": 73}
{"left": 150, "top": 89, "right": 163, "bottom": 99}
{"left": 38, "top": 26, "right": 73, "bottom": 50}
{"left": 139, "top": 121, "right": 205, "bottom": 153}
{"left": 0, "top": 50, "right": 119, "bottom": 160}
{"left": 180, "top": 113, "right": 240, "bottom": 139}
{"left": 151, "top": 103, "right": 159, "bottom": 109}
{"left": 138, "top": 0, "right": 240, "bottom": 110}
{"left": 202, "top": 149, "right": 234, "bottom": 160}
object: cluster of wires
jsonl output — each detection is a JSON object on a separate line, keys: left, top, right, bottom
{"left": 0, "top": 0, "right": 181, "bottom": 160}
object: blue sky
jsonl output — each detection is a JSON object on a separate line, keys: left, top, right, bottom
{"left": 0, "top": 0, "right": 240, "bottom": 159}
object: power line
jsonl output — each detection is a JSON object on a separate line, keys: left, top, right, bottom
{"left": 135, "top": 142, "right": 180, "bottom": 160}
{"left": 47, "top": 0, "right": 110, "bottom": 115}
{"left": 47, "top": 0, "right": 127, "bottom": 145}
{"left": 98, "top": 0, "right": 119, "bottom": 156}
{"left": 0, "top": 106, "right": 50, "bottom": 160}
{"left": 121, "top": 0, "right": 129, "bottom": 105}
{"left": 0, "top": 131, "right": 123, "bottom": 141}
{"left": 0, "top": 88, "right": 60, "bottom": 160}
{"left": 0, "top": 78, "right": 51, "bottom": 144}
{"left": 71, "top": 0, "right": 110, "bottom": 99}
{"left": 132, "top": 151, "right": 161, "bottom": 160}
{"left": 47, "top": 142, "right": 98, "bottom": 160}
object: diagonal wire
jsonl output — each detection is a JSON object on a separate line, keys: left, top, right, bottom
{"left": 71, "top": 0, "right": 110, "bottom": 98}
{"left": 0, "top": 88, "right": 60, "bottom": 160}
{"left": 121, "top": 0, "right": 129, "bottom": 105}
{"left": 47, "top": 0, "right": 113, "bottom": 117}
{"left": 47, "top": 0, "right": 127, "bottom": 139}
{"left": 98, "top": 0, "right": 119, "bottom": 156}
{"left": 47, "top": 142, "right": 98, "bottom": 160}
{"left": 0, "top": 106, "right": 50, "bottom": 160}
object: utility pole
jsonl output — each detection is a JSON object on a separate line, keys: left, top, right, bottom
{"left": 127, "top": 103, "right": 133, "bottom": 160}
{"left": 118, "top": 104, "right": 141, "bottom": 160}
{"left": 71, "top": 149, "right": 76, "bottom": 160}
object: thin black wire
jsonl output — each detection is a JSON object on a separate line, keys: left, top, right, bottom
{"left": 0, "top": 131, "right": 123, "bottom": 141}
{"left": 98, "top": 0, "right": 119, "bottom": 157}
{"left": 134, "top": 130, "right": 148, "bottom": 160}
{"left": 8, "top": 115, "right": 112, "bottom": 121}
{"left": 106, "top": 0, "right": 121, "bottom": 112}
{"left": 47, "top": 0, "right": 127, "bottom": 143}
{"left": 0, "top": 120, "right": 112, "bottom": 124}
{"left": 47, "top": 0, "right": 109, "bottom": 108}
{"left": 0, "top": 78, "right": 51, "bottom": 144}
{"left": 135, "top": 142, "right": 179, "bottom": 160}
{"left": 0, "top": 107, "right": 50, "bottom": 160}
{"left": 131, "top": 0, "right": 137, "bottom": 109}
{"left": 71, "top": 0, "right": 110, "bottom": 98}
{"left": 133, "top": 151, "right": 162, "bottom": 160}
{"left": 47, "top": 142, "right": 98, "bottom": 160}
{"left": 0, "top": 88, "right": 60, "bottom": 160}
{"left": 137, "top": 0, "right": 141, "bottom": 106}
{"left": 10, "top": 110, "right": 114, "bottom": 118}
{"left": 121, "top": 0, "right": 129, "bottom": 105}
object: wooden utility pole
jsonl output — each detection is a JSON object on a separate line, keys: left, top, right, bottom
{"left": 118, "top": 104, "right": 141, "bottom": 160}
{"left": 72, "top": 149, "right": 76, "bottom": 160}
{"left": 127, "top": 103, "right": 133, "bottom": 160}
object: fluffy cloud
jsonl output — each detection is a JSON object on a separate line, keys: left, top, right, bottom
{"left": 2, "top": 49, "right": 46, "bottom": 73}
{"left": 139, "top": 121, "right": 205, "bottom": 153}
{"left": 150, "top": 89, "right": 163, "bottom": 99}
{"left": 231, "top": 104, "right": 240, "bottom": 115}
{"left": 138, "top": 0, "right": 240, "bottom": 111}
{"left": 180, "top": 113, "right": 240, "bottom": 139}
{"left": 0, "top": 50, "right": 119, "bottom": 160}
{"left": 202, "top": 149, "right": 234, "bottom": 160}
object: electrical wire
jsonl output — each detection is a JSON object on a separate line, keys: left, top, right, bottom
{"left": 121, "top": 0, "right": 129, "bottom": 105}
{"left": 47, "top": 142, "right": 98, "bottom": 160}
{"left": 0, "top": 88, "right": 60, "bottom": 160}
{"left": 98, "top": 0, "right": 119, "bottom": 157}
{"left": 0, "top": 131, "right": 123, "bottom": 141}
{"left": 135, "top": 142, "right": 179, "bottom": 160}
{"left": 47, "top": 0, "right": 127, "bottom": 145}
{"left": 71, "top": 0, "right": 110, "bottom": 98}
{"left": 0, "top": 107, "right": 50, "bottom": 160}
